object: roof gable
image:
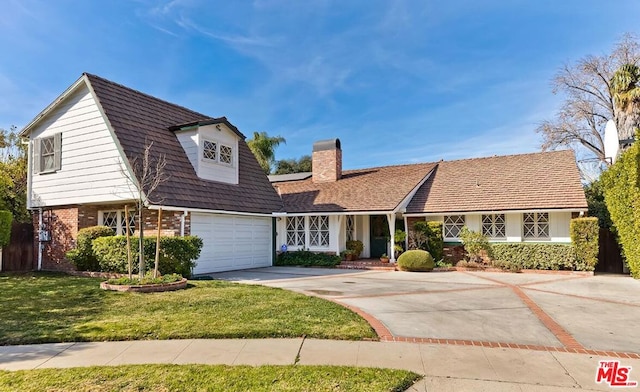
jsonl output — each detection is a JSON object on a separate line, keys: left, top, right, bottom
{"left": 83, "top": 73, "right": 282, "bottom": 213}
{"left": 274, "top": 163, "right": 437, "bottom": 213}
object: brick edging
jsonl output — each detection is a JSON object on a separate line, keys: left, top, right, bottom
{"left": 381, "top": 336, "right": 640, "bottom": 359}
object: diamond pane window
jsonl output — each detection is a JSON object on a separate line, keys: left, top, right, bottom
{"left": 346, "top": 215, "right": 355, "bottom": 242}
{"left": 481, "top": 214, "right": 505, "bottom": 239}
{"left": 523, "top": 212, "right": 549, "bottom": 239}
{"left": 219, "top": 144, "right": 233, "bottom": 164}
{"left": 203, "top": 140, "right": 217, "bottom": 161}
{"left": 309, "top": 216, "right": 329, "bottom": 247}
{"left": 102, "top": 211, "right": 119, "bottom": 234}
{"left": 286, "top": 217, "right": 305, "bottom": 247}
{"left": 444, "top": 215, "right": 465, "bottom": 238}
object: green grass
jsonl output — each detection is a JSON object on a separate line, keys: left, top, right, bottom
{"left": 0, "top": 273, "right": 376, "bottom": 345}
{"left": 0, "top": 364, "right": 421, "bottom": 392}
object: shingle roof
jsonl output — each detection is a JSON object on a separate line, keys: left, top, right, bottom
{"left": 85, "top": 73, "right": 283, "bottom": 214}
{"left": 273, "top": 163, "right": 437, "bottom": 213}
{"left": 406, "top": 150, "right": 587, "bottom": 214}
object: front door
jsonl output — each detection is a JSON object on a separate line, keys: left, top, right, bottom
{"left": 369, "top": 215, "right": 389, "bottom": 258}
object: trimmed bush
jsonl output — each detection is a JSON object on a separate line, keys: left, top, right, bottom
{"left": 459, "top": 226, "right": 492, "bottom": 263}
{"left": 92, "top": 236, "right": 203, "bottom": 277}
{"left": 65, "top": 226, "right": 114, "bottom": 271}
{"left": 411, "top": 221, "right": 444, "bottom": 261}
{"left": 397, "top": 249, "right": 434, "bottom": 272}
{"left": 601, "top": 131, "right": 640, "bottom": 278}
{"left": 0, "top": 210, "right": 12, "bottom": 248}
{"left": 346, "top": 240, "right": 364, "bottom": 257}
{"left": 570, "top": 217, "right": 599, "bottom": 272}
{"left": 276, "top": 250, "right": 341, "bottom": 267}
{"left": 491, "top": 243, "right": 577, "bottom": 271}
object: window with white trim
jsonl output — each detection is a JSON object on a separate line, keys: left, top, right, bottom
{"left": 309, "top": 216, "right": 329, "bottom": 247}
{"left": 33, "top": 133, "right": 62, "bottom": 174}
{"left": 482, "top": 214, "right": 505, "bottom": 239}
{"left": 285, "top": 215, "right": 330, "bottom": 248}
{"left": 346, "top": 215, "right": 355, "bottom": 242}
{"left": 444, "top": 215, "right": 465, "bottom": 238}
{"left": 523, "top": 212, "right": 549, "bottom": 239}
{"left": 100, "top": 210, "right": 135, "bottom": 235}
{"left": 202, "top": 139, "right": 233, "bottom": 166}
{"left": 286, "top": 216, "right": 305, "bottom": 247}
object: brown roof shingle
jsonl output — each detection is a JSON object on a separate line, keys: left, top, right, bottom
{"left": 85, "top": 73, "right": 283, "bottom": 214}
{"left": 406, "top": 150, "right": 587, "bottom": 214}
{"left": 273, "top": 163, "right": 437, "bottom": 213}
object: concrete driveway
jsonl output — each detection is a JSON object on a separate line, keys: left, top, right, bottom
{"left": 208, "top": 267, "right": 640, "bottom": 355}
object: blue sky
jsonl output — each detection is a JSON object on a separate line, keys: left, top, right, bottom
{"left": 1, "top": 0, "right": 639, "bottom": 169}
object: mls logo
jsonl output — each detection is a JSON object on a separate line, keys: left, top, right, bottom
{"left": 596, "top": 360, "right": 638, "bottom": 388}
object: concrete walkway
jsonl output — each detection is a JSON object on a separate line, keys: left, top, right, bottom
{"left": 1, "top": 337, "right": 638, "bottom": 391}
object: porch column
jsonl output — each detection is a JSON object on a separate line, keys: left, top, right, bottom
{"left": 387, "top": 213, "right": 396, "bottom": 262}
{"left": 335, "top": 215, "right": 344, "bottom": 256}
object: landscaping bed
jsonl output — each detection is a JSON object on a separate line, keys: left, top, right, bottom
{"left": 0, "top": 272, "right": 377, "bottom": 345}
{"left": 0, "top": 364, "right": 420, "bottom": 392}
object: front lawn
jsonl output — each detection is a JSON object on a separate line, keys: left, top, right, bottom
{"left": 0, "top": 364, "right": 420, "bottom": 392}
{"left": 0, "top": 273, "right": 376, "bottom": 345}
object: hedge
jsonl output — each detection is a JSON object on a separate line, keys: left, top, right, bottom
{"left": 397, "top": 249, "right": 434, "bottom": 272}
{"left": 0, "top": 210, "right": 12, "bottom": 248}
{"left": 570, "top": 217, "right": 599, "bottom": 272}
{"left": 276, "top": 250, "right": 341, "bottom": 267}
{"left": 491, "top": 243, "right": 578, "bottom": 271}
{"left": 92, "top": 236, "right": 203, "bottom": 277}
{"left": 601, "top": 131, "right": 640, "bottom": 278}
{"left": 65, "top": 226, "right": 115, "bottom": 271}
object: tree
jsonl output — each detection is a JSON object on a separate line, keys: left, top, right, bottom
{"left": 537, "top": 34, "right": 639, "bottom": 165}
{"left": 0, "top": 126, "right": 29, "bottom": 222}
{"left": 584, "top": 178, "right": 613, "bottom": 230}
{"left": 247, "top": 132, "right": 286, "bottom": 174}
{"left": 274, "top": 155, "right": 312, "bottom": 174}
{"left": 122, "top": 141, "right": 169, "bottom": 279}
{"left": 611, "top": 63, "right": 640, "bottom": 141}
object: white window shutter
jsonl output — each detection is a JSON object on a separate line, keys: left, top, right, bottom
{"left": 33, "top": 139, "right": 41, "bottom": 174}
{"left": 53, "top": 133, "right": 62, "bottom": 171}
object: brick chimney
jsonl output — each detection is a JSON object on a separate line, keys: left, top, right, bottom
{"left": 312, "top": 138, "right": 342, "bottom": 183}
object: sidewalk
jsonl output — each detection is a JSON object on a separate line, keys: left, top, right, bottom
{"left": 1, "top": 338, "right": 636, "bottom": 391}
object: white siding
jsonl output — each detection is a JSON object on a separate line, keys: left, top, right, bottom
{"left": 505, "top": 213, "right": 522, "bottom": 242}
{"left": 29, "top": 83, "right": 138, "bottom": 207}
{"left": 175, "top": 129, "right": 198, "bottom": 172}
{"left": 549, "top": 211, "right": 571, "bottom": 242}
{"left": 196, "top": 124, "right": 239, "bottom": 184}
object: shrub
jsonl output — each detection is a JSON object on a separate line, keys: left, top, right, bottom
{"left": 459, "top": 226, "right": 492, "bottom": 263}
{"left": 491, "top": 243, "right": 577, "bottom": 271}
{"left": 601, "top": 131, "right": 640, "bottom": 278}
{"left": 65, "top": 226, "right": 114, "bottom": 271}
{"left": 92, "top": 236, "right": 203, "bottom": 277}
{"left": 345, "top": 240, "right": 364, "bottom": 257}
{"left": 0, "top": 210, "right": 12, "bottom": 248}
{"left": 570, "top": 217, "right": 599, "bottom": 272}
{"left": 397, "top": 249, "right": 434, "bottom": 272}
{"left": 410, "top": 221, "right": 443, "bottom": 261}
{"left": 276, "top": 250, "right": 341, "bottom": 267}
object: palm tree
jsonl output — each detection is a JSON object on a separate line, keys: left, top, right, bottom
{"left": 611, "top": 63, "right": 640, "bottom": 142}
{"left": 247, "top": 132, "right": 286, "bottom": 174}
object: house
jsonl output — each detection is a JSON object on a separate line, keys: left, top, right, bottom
{"left": 21, "top": 73, "right": 588, "bottom": 275}
{"left": 271, "top": 140, "right": 588, "bottom": 261}
{"left": 20, "top": 73, "right": 283, "bottom": 275}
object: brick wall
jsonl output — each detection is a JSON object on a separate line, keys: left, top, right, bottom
{"left": 34, "top": 204, "right": 190, "bottom": 272}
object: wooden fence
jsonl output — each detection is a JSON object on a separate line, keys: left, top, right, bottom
{"left": 1, "top": 222, "right": 34, "bottom": 272}
{"left": 596, "top": 228, "right": 624, "bottom": 274}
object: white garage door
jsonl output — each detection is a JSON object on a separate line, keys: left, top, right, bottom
{"left": 190, "top": 213, "right": 273, "bottom": 274}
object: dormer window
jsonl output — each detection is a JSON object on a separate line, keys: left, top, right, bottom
{"left": 202, "top": 139, "right": 233, "bottom": 166}
{"left": 203, "top": 140, "right": 218, "bottom": 161}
